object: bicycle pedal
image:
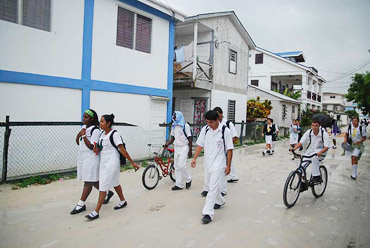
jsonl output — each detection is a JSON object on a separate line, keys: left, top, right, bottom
{"left": 159, "top": 176, "right": 162, "bottom": 180}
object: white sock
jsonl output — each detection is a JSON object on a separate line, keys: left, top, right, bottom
{"left": 352, "top": 164, "right": 358, "bottom": 177}
{"left": 89, "top": 210, "right": 98, "bottom": 217}
{"left": 76, "top": 200, "right": 85, "bottom": 210}
{"left": 118, "top": 200, "right": 126, "bottom": 206}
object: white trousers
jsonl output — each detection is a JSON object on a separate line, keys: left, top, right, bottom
{"left": 174, "top": 145, "right": 192, "bottom": 188}
{"left": 306, "top": 149, "right": 326, "bottom": 177}
{"left": 202, "top": 169, "right": 225, "bottom": 219}
{"left": 220, "top": 162, "right": 238, "bottom": 194}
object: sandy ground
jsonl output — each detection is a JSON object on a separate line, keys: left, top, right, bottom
{"left": 0, "top": 136, "right": 369, "bottom": 248}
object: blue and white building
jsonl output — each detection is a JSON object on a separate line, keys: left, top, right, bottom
{"left": 0, "top": 0, "right": 185, "bottom": 139}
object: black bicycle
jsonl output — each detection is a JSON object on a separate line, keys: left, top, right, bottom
{"left": 283, "top": 151, "right": 328, "bottom": 208}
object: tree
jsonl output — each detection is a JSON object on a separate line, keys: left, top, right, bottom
{"left": 345, "top": 71, "right": 370, "bottom": 115}
{"left": 345, "top": 109, "right": 359, "bottom": 119}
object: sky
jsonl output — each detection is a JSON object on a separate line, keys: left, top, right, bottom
{"left": 162, "top": 0, "right": 370, "bottom": 94}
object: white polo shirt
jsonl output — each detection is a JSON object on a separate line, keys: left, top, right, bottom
{"left": 171, "top": 123, "right": 191, "bottom": 147}
{"left": 220, "top": 118, "right": 238, "bottom": 138}
{"left": 300, "top": 127, "right": 330, "bottom": 154}
{"left": 196, "top": 123, "right": 234, "bottom": 172}
{"left": 349, "top": 124, "right": 367, "bottom": 142}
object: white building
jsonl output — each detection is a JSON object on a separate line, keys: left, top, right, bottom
{"left": 323, "top": 92, "right": 347, "bottom": 125}
{"left": 248, "top": 47, "right": 325, "bottom": 113}
{"left": 0, "top": 0, "right": 185, "bottom": 139}
{"left": 172, "top": 11, "right": 255, "bottom": 133}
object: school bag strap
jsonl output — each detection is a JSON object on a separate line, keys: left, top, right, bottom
{"left": 109, "top": 130, "right": 127, "bottom": 165}
{"left": 204, "top": 125, "right": 227, "bottom": 157}
{"left": 183, "top": 122, "right": 192, "bottom": 139}
{"left": 90, "top": 126, "right": 99, "bottom": 136}
{"left": 307, "top": 128, "right": 325, "bottom": 150}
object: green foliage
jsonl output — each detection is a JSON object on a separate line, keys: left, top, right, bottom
{"left": 11, "top": 172, "right": 77, "bottom": 189}
{"left": 274, "top": 89, "right": 301, "bottom": 100}
{"left": 247, "top": 97, "right": 273, "bottom": 119}
{"left": 345, "top": 109, "right": 359, "bottom": 119}
{"left": 345, "top": 72, "right": 370, "bottom": 115}
{"left": 300, "top": 109, "right": 314, "bottom": 127}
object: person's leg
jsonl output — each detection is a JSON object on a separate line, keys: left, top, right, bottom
{"left": 228, "top": 161, "right": 238, "bottom": 181}
{"left": 351, "top": 152, "right": 359, "bottom": 179}
{"left": 80, "top": 182, "right": 94, "bottom": 201}
{"left": 311, "top": 156, "right": 320, "bottom": 177}
{"left": 202, "top": 170, "right": 223, "bottom": 220}
{"left": 114, "top": 185, "right": 125, "bottom": 201}
{"left": 203, "top": 167, "right": 210, "bottom": 192}
{"left": 272, "top": 141, "right": 276, "bottom": 152}
{"left": 221, "top": 174, "right": 227, "bottom": 194}
{"left": 95, "top": 191, "right": 107, "bottom": 213}
{"left": 179, "top": 146, "right": 192, "bottom": 186}
{"left": 173, "top": 149, "right": 183, "bottom": 189}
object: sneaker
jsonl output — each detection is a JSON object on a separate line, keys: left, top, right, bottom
{"left": 300, "top": 182, "right": 308, "bottom": 192}
{"left": 201, "top": 191, "right": 208, "bottom": 197}
{"left": 85, "top": 213, "right": 99, "bottom": 221}
{"left": 227, "top": 179, "right": 239, "bottom": 183}
{"left": 201, "top": 215, "right": 212, "bottom": 224}
{"left": 350, "top": 175, "right": 357, "bottom": 180}
{"left": 267, "top": 150, "right": 272, "bottom": 155}
{"left": 262, "top": 151, "right": 265, "bottom": 156}
{"left": 114, "top": 201, "right": 127, "bottom": 210}
{"left": 341, "top": 151, "right": 345, "bottom": 156}
{"left": 312, "top": 176, "right": 323, "bottom": 183}
{"left": 103, "top": 190, "right": 114, "bottom": 204}
{"left": 70, "top": 205, "right": 86, "bottom": 215}
{"left": 214, "top": 203, "right": 225, "bottom": 209}
{"left": 186, "top": 180, "right": 192, "bottom": 189}
{"left": 172, "top": 186, "right": 183, "bottom": 191}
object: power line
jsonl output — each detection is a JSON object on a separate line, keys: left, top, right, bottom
{"left": 327, "top": 59, "right": 370, "bottom": 82}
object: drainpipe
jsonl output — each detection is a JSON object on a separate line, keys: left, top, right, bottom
{"left": 192, "top": 22, "right": 198, "bottom": 82}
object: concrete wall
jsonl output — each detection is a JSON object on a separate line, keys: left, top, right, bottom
{"left": 211, "top": 89, "right": 247, "bottom": 122}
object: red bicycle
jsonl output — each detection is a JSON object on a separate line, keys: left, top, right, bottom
{"left": 142, "top": 144, "right": 176, "bottom": 190}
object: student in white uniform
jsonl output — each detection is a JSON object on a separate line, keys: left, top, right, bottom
{"left": 191, "top": 110, "right": 234, "bottom": 224}
{"left": 291, "top": 118, "right": 330, "bottom": 183}
{"left": 86, "top": 114, "right": 139, "bottom": 220}
{"left": 164, "top": 111, "right": 192, "bottom": 190}
{"left": 71, "top": 109, "right": 105, "bottom": 215}
{"left": 343, "top": 117, "right": 367, "bottom": 180}
{"left": 271, "top": 119, "right": 279, "bottom": 153}
{"left": 289, "top": 119, "right": 299, "bottom": 149}
{"left": 262, "top": 118, "right": 275, "bottom": 156}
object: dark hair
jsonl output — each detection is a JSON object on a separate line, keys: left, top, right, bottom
{"left": 312, "top": 117, "right": 321, "bottom": 124}
{"left": 205, "top": 110, "right": 219, "bottom": 121}
{"left": 270, "top": 118, "right": 274, "bottom": 123}
{"left": 213, "top": 107, "right": 223, "bottom": 114}
{"left": 352, "top": 116, "right": 359, "bottom": 122}
{"left": 89, "top": 109, "right": 99, "bottom": 127}
{"left": 102, "top": 114, "right": 115, "bottom": 127}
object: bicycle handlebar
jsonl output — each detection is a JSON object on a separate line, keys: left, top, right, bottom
{"left": 290, "top": 149, "right": 317, "bottom": 159}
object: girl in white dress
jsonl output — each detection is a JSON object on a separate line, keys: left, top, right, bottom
{"left": 70, "top": 109, "right": 102, "bottom": 215}
{"left": 86, "top": 114, "right": 139, "bottom": 220}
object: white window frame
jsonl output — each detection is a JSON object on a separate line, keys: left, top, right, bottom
{"left": 116, "top": 4, "right": 153, "bottom": 54}
{"left": 228, "top": 49, "right": 237, "bottom": 74}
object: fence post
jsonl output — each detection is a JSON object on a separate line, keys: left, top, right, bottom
{"left": 2, "top": 115, "right": 11, "bottom": 183}
{"left": 239, "top": 121, "right": 245, "bottom": 145}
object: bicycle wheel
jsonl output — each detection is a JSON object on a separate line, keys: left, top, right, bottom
{"left": 169, "top": 163, "right": 176, "bottom": 182}
{"left": 283, "top": 170, "right": 302, "bottom": 208}
{"left": 142, "top": 164, "right": 160, "bottom": 190}
{"left": 311, "top": 165, "right": 328, "bottom": 198}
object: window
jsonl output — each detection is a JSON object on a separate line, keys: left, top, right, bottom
{"left": 282, "top": 104, "right": 287, "bottom": 120}
{"left": 292, "top": 106, "right": 295, "bottom": 113}
{"left": 0, "top": 0, "right": 51, "bottom": 32}
{"left": 229, "top": 50, "right": 237, "bottom": 74}
{"left": 251, "top": 80, "right": 259, "bottom": 86}
{"left": 271, "top": 81, "right": 278, "bottom": 91}
{"left": 255, "top": 53, "right": 263, "bottom": 64}
{"left": 330, "top": 96, "right": 336, "bottom": 98}
{"left": 116, "top": 7, "right": 152, "bottom": 53}
{"left": 228, "top": 100, "right": 236, "bottom": 122}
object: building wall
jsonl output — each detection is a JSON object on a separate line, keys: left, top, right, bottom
{"left": 0, "top": 0, "right": 84, "bottom": 79}
{"left": 91, "top": 0, "right": 169, "bottom": 89}
{"left": 211, "top": 89, "right": 247, "bottom": 122}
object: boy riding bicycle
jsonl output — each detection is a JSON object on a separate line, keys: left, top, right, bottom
{"left": 290, "top": 118, "right": 330, "bottom": 183}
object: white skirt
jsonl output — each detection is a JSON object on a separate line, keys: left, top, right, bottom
{"left": 289, "top": 134, "right": 298, "bottom": 145}
{"left": 265, "top": 135, "right": 272, "bottom": 144}
{"left": 77, "top": 151, "right": 100, "bottom": 182}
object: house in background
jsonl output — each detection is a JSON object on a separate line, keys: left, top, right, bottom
{"left": 248, "top": 47, "right": 325, "bottom": 121}
{"left": 172, "top": 11, "right": 255, "bottom": 133}
{"left": 323, "top": 92, "right": 347, "bottom": 125}
{"left": 0, "top": 0, "right": 185, "bottom": 143}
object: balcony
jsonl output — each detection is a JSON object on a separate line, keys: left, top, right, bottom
{"left": 318, "top": 95, "right": 321, "bottom": 102}
{"left": 312, "top": 93, "right": 317, "bottom": 101}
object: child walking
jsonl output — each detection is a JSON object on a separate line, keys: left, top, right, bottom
{"left": 85, "top": 114, "right": 139, "bottom": 220}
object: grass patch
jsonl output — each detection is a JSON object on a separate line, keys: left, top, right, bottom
{"left": 11, "top": 171, "right": 77, "bottom": 190}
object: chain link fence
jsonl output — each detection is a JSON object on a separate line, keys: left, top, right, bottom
{"left": 0, "top": 116, "right": 166, "bottom": 182}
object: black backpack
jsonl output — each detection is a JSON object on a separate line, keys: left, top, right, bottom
{"left": 205, "top": 125, "right": 227, "bottom": 157}
{"left": 109, "top": 130, "right": 127, "bottom": 165}
{"left": 306, "top": 127, "right": 325, "bottom": 150}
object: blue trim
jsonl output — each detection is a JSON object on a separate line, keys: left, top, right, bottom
{"left": 118, "top": 0, "right": 172, "bottom": 21}
{"left": 166, "top": 19, "right": 175, "bottom": 138}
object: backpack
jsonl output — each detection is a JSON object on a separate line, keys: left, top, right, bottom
{"left": 306, "top": 127, "right": 325, "bottom": 150}
{"left": 205, "top": 125, "right": 227, "bottom": 157}
{"left": 89, "top": 126, "right": 99, "bottom": 136}
{"left": 182, "top": 122, "right": 193, "bottom": 139}
{"left": 347, "top": 124, "right": 363, "bottom": 145}
{"left": 109, "top": 130, "right": 127, "bottom": 165}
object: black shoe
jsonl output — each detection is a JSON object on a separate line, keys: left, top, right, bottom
{"left": 312, "top": 176, "right": 323, "bottom": 183}
{"left": 214, "top": 203, "right": 225, "bottom": 209}
{"left": 172, "top": 186, "right": 183, "bottom": 191}
{"left": 221, "top": 192, "right": 227, "bottom": 197}
{"left": 114, "top": 201, "right": 127, "bottom": 210}
{"left": 300, "top": 182, "right": 308, "bottom": 192}
{"left": 299, "top": 147, "right": 303, "bottom": 151}
{"left": 186, "top": 180, "right": 192, "bottom": 189}
{"left": 350, "top": 175, "right": 357, "bottom": 180}
{"left": 227, "top": 179, "right": 239, "bottom": 183}
{"left": 85, "top": 213, "right": 99, "bottom": 221}
{"left": 70, "top": 205, "right": 86, "bottom": 215}
{"left": 201, "top": 191, "right": 208, "bottom": 197}
{"left": 103, "top": 190, "right": 114, "bottom": 204}
{"left": 201, "top": 215, "right": 212, "bottom": 224}
{"left": 262, "top": 151, "right": 265, "bottom": 156}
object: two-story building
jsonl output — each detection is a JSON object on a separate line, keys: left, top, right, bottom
{"left": 323, "top": 92, "right": 347, "bottom": 125}
{"left": 248, "top": 47, "right": 325, "bottom": 115}
{"left": 172, "top": 11, "right": 255, "bottom": 134}
{"left": 0, "top": 0, "right": 185, "bottom": 142}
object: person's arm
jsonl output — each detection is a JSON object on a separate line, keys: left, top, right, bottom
{"left": 76, "top": 127, "right": 85, "bottom": 145}
{"left": 343, "top": 132, "right": 348, "bottom": 143}
{"left": 354, "top": 136, "right": 366, "bottom": 145}
{"left": 224, "top": 129, "right": 234, "bottom": 175}
{"left": 292, "top": 143, "right": 302, "bottom": 151}
{"left": 225, "top": 149, "right": 233, "bottom": 175}
{"left": 317, "top": 147, "right": 329, "bottom": 157}
{"left": 118, "top": 144, "right": 139, "bottom": 171}
{"left": 191, "top": 146, "right": 203, "bottom": 168}
{"left": 188, "top": 137, "right": 193, "bottom": 158}
{"left": 164, "top": 136, "right": 175, "bottom": 147}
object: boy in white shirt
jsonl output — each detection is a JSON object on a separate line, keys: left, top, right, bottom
{"left": 191, "top": 110, "right": 234, "bottom": 224}
{"left": 165, "top": 111, "right": 192, "bottom": 190}
{"left": 291, "top": 118, "right": 330, "bottom": 183}
{"left": 342, "top": 117, "right": 367, "bottom": 179}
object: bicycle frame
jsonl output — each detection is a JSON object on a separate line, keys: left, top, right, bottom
{"left": 293, "top": 151, "right": 317, "bottom": 184}
{"left": 148, "top": 144, "right": 174, "bottom": 177}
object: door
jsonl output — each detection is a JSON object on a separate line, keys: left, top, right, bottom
{"left": 193, "top": 98, "right": 207, "bottom": 135}
{"left": 150, "top": 100, "right": 167, "bottom": 145}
